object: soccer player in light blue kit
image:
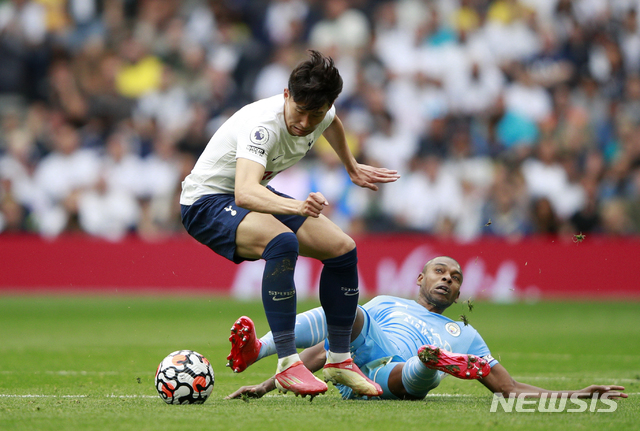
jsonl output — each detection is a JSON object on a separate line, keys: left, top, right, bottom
{"left": 226, "top": 256, "right": 628, "bottom": 401}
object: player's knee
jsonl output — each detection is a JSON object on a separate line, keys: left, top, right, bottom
{"left": 323, "top": 234, "right": 356, "bottom": 263}
{"left": 323, "top": 230, "right": 356, "bottom": 259}
{"left": 262, "top": 232, "right": 299, "bottom": 260}
{"left": 339, "top": 237, "right": 356, "bottom": 256}
{"left": 322, "top": 245, "right": 357, "bottom": 268}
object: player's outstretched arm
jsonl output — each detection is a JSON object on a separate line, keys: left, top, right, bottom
{"left": 480, "top": 363, "right": 627, "bottom": 399}
{"left": 235, "top": 158, "right": 327, "bottom": 217}
{"left": 297, "top": 342, "right": 328, "bottom": 372}
{"left": 225, "top": 343, "right": 327, "bottom": 400}
{"left": 322, "top": 116, "right": 400, "bottom": 191}
{"left": 224, "top": 377, "right": 277, "bottom": 400}
{"left": 347, "top": 163, "right": 401, "bottom": 192}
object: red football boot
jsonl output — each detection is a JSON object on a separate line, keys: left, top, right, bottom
{"left": 323, "top": 358, "right": 383, "bottom": 397}
{"left": 226, "top": 316, "right": 261, "bottom": 373}
{"left": 275, "top": 361, "right": 328, "bottom": 398}
{"left": 417, "top": 345, "right": 490, "bottom": 379}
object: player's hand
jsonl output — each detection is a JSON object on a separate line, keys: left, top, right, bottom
{"left": 349, "top": 163, "right": 400, "bottom": 191}
{"left": 299, "top": 192, "right": 328, "bottom": 218}
{"left": 225, "top": 381, "right": 274, "bottom": 400}
{"left": 575, "top": 385, "right": 627, "bottom": 399}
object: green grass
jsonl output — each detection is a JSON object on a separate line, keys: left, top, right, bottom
{"left": 0, "top": 296, "right": 638, "bottom": 431}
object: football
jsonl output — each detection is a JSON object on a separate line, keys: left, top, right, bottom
{"left": 155, "top": 350, "right": 215, "bottom": 404}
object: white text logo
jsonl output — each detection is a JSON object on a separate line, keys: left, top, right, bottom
{"left": 489, "top": 393, "right": 618, "bottom": 413}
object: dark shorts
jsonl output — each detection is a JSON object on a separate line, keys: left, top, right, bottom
{"left": 180, "top": 186, "right": 307, "bottom": 264}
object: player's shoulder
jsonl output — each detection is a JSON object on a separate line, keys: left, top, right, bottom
{"left": 455, "top": 317, "right": 483, "bottom": 340}
{"left": 364, "top": 295, "right": 416, "bottom": 311}
{"left": 238, "top": 95, "right": 283, "bottom": 123}
{"left": 366, "top": 295, "right": 410, "bottom": 305}
{"left": 221, "top": 96, "right": 281, "bottom": 146}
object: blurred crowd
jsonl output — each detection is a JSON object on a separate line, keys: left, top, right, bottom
{"left": 1, "top": 0, "right": 639, "bottom": 242}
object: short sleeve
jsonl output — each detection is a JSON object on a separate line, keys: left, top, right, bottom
{"left": 467, "top": 330, "right": 499, "bottom": 367}
{"left": 236, "top": 124, "right": 278, "bottom": 167}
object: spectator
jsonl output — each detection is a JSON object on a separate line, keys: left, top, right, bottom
{"left": 309, "top": 0, "right": 371, "bottom": 57}
{"left": 361, "top": 110, "right": 418, "bottom": 174}
{"left": 263, "top": 0, "right": 308, "bottom": 47}
{"left": 380, "top": 152, "right": 463, "bottom": 233}
{"left": 521, "top": 137, "right": 585, "bottom": 220}
{"left": 32, "top": 121, "right": 100, "bottom": 236}
{"left": 503, "top": 64, "right": 553, "bottom": 124}
{"left": 137, "top": 135, "right": 182, "bottom": 239}
{"left": 571, "top": 73, "right": 612, "bottom": 147}
{"left": 619, "top": 74, "right": 640, "bottom": 126}
{"left": 443, "top": 124, "right": 495, "bottom": 241}
{"left": 253, "top": 45, "right": 300, "bottom": 101}
{"left": 0, "top": 0, "right": 638, "bottom": 238}
{"left": 115, "top": 35, "right": 163, "bottom": 99}
{"left": 569, "top": 177, "right": 602, "bottom": 234}
{"left": 134, "top": 64, "right": 194, "bottom": 137}
{"left": 542, "top": 83, "right": 590, "bottom": 154}
{"left": 0, "top": 127, "right": 41, "bottom": 232}
{"left": 530, "top": 196, "right": 561, "bottom": 235}
{"left": 600, "top": 198, "right": 634, "bottom": 236}
{"left": 481, "top": 162, "right": 531, "bottom": 239}
{"left": 101, "top": 126, "right": 146, "bottom": 197}
{"left": 77, "top": 172, "right": 140, "bottom": 241}
{"left": 618, "top": 7, "right": 640, "bottom": 74}
{"left": 0, "top": 0, "right": 50, "bottom": 101}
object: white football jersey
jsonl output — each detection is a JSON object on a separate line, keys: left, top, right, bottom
{"left": 180, "top": 94, "right": 336, "bottom": 205}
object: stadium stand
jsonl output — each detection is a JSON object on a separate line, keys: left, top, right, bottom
{"left": 1, "top": 0, "right": 639, "bottom": 241}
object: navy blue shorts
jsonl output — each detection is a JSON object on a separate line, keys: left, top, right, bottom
{"left": 180, "top": 186, "right": 307, "bottom": 264}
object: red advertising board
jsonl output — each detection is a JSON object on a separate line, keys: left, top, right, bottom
{"left": 1, "top": 234, "right": 639, "bottom": 300}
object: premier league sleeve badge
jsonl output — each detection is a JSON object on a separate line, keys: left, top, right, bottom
{"left": 250, "top": 126, "right": 269, "bottom": 145}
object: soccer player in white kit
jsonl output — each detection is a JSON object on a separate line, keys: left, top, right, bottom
{"left": 180, "top": 50, "right": 399, "bottom": 398}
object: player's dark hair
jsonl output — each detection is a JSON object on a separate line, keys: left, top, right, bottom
{"left": 287, "top": 50, "right": 343, "bottom": 111}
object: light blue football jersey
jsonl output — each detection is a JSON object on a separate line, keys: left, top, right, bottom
{"left": 357, "top": 295, "right": 498, "bottom": 366}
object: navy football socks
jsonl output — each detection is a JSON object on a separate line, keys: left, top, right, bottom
{"left": 320, "top": 248, "right": 359, "bottom": 354}
{"left": 261, "top": 232, "right": 299, "bottom": 359}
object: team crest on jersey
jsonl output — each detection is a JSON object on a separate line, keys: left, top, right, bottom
{"left": 445, "top": 322, "right": 461, "bottom": 337}
{"left": 250, "top": 126, "right": 269, "bottom": 145}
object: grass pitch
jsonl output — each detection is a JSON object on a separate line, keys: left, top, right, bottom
{"left": 0, "top": 296, "right": 638, "bottom": 431}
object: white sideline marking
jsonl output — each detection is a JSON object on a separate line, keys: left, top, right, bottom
{"left": 105, "top": 395, "right": 158, "bottom": 398}
{"left": 0, "top": 394, "right": 156, "bottom": 399}
{"left": 47, "top": 371, "right": 119, "bottom": 375}
{"left": 2, "top": 370, "right": 635, "bottom": 383}
{"left": 264, "top": 393, "right": 475, "bottom": 399}
{"left": 0, "top": 395, "right": 87, "bottom": 398}
{"left": 513, "top": 376, "right": 640, "bottom": 383}
{"left": 0, "top": 371, "right": 121, "bottom": 375}
{"left": 428, "top": 394, "right": 473, "bottom": 397}
{"left": 2, "top": 393, "right": 638, "bottom": 399}
{"left": 429, "top": 393, "right": 639, "bottom": 397}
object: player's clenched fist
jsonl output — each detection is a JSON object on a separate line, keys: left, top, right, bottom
{"left": 299, "top": 192, "right": 328, "bottom": 218}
